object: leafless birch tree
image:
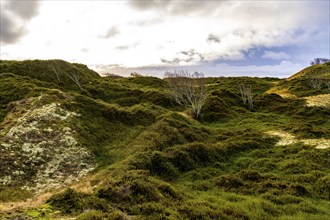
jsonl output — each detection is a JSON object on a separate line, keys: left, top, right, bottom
{"left": 164, "top": 70, "right": 207, "bottom": 119}
{"left": 67, "top": 72, "right": 83, "bottom": 90}
{"left": 50, "top": 65, "right": 61, "bottom": 83}
{"left": 239, "top": 84, "right": 253, "bottom": 110}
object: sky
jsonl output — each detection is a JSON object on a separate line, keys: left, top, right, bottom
{"left": 1, "top": 0, "right": 329, "bottom": 78}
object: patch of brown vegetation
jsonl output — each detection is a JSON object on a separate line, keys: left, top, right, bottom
{"left": 267, "top": 130, "right": 330, "bottom": 149}
{"left": 304, "top": 94, "right": 330, "bottom": 108}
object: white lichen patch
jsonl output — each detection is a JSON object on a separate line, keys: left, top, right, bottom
{"left": 267, "top": 130, "right": 330, "bottom": 149}
{"left": 304, "top": 94, "right": 330, "bottom": 108}
{"left": 0, "top": 96, "right": 95, "bottom": 193}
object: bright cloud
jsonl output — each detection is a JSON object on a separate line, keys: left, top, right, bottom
{"left": 0, "top": 0, "right": 329, "bottom": 78}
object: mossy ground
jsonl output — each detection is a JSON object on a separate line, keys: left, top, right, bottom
{"left": 0, "top": 60, "right": 329, "bottom": 219}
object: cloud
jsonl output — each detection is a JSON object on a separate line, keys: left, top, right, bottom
{"left": 116, "top": 45, "right": 130, "bottom": 50}
{"left": 0, "top": 1, "right": 40, "bottom": 44}
{"left": 115, "top": 41, "right": 140, "bottom": 50}
{"left": 160, "top": 57, "right": 181, "bottom": 65}
{"left": 1, "top": 1, "right": 328, "bottom": 77}
{"left": 81, "top": 48, "right": 89, "bottom": 53}
{"left": 129, "top": 0, "right": 171, "bottom": 10}
{"left": 127, "top": 1, "right": 328, "bottom": 67}
{"left": 129, "top": 17, "right": 163, "bottom": 26}
{"left": 129, "top": 0, "right": 231, "bottom": 15}
{"left": 90, "top": 63, "right": 123, "bottom": 72}
{"left": 99, "top": 27, "right": 120, "bottom": 38}
{"left": 161, "top": 49, "right": 205, "bottom": 65}
{"left": 180, "top": 49, "right": 205, "bottom": 62}
{"left": 207, "top": 34, "right": 221, "bottom": 43}
{"left": 5, "top": 1, "right": 40, "bottom": 19}
{"left": 262, "top": 51, "right": 291, "bottom": 60}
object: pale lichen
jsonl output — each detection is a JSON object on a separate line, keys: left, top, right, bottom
{"left": 266, "top": 130, "right": 330, "bottom": 149}
{"left": 0, "top": 96, "right": 95, "bottom": 193}
{"left": 304, "top": 94, "right": 330, "bottom": 108}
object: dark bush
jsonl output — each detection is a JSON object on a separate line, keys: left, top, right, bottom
{"left": 114, "top": 97, "right": 140, "bottom": 106}
{"left": 215, "top": 175, "right": 244, "bottom": 188}
{"left": 238, "top": 170, "right": 262, "bottom": 181}
{"left": 316, "top": 174, "right": 330, "bottom": 200}
{"left": 149, "top": 152, "right": 179, "bottom": 181}
{"left": 47, "top": 188, "right": 108, "bottom": 214}
{"left": 202, "top": 95, "right": 234, "bottom": 122}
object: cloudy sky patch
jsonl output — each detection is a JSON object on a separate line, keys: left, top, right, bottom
{"left": 1, "top": 0, "right": 329, "bottom": 78}
{"left": 0, "top": 1, "right": 40, "bottom": 44}
{"left": 262, "top": 51, "right": 291, "bottom": 60}
{"left": 100, "top": 27, "right": 120, "bottom": 39}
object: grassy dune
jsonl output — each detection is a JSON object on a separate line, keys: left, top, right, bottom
{"left": 0, "top": 60, "right": 329, "bottom": 219}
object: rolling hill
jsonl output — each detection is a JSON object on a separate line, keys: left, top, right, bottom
{"left": 0, "top": 60, "right": 329, "bottom": 220}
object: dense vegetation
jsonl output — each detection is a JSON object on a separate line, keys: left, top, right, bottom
{"left": 0, "top": 60, "right": 329, "bottom": 219}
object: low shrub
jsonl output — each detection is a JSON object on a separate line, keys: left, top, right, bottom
{"left": 47, "top": 188, "right": 108, "bottom": 214}
{"left": 316, "top": 174, "right": 330, "bottom": 200}
{"left": 77, "top": 210, "right": 106, "bottom": 220}
{"left": 215, "top": 174, "right": 244, "bottom": 189}
{"left": 238, "top": 170, "right": 262, "bottom": 181}
{"left": 149, "top": 152, "right": 180, "bottom": 181}
{"left": 201, "top": 90, "right": 242, "bottom": 122}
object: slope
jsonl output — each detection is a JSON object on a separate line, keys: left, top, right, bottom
{"left": 267, "top": 62, "right": 330, "bottom": 98}
{"left": 0, "top": 60, "right": 329, "bottom": 220}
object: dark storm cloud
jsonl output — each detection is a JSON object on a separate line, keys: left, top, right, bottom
{"left": 99, "top": 27, "right": 120, "bottom": 38}
{"left": 207, "top": 34, "right": 221, "bottom": 43}
{"left": 1, "top": 1, "right": 40, "bottom": 44}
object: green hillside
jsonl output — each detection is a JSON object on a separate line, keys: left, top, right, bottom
{"left": 0, "top": 60, "right": 329, "bottom": 220}
{"left": 268, "top": 62, "right": 330, "bottom": 98}
{"left": 289, "top": 62, "right": 330, "bottom": 80}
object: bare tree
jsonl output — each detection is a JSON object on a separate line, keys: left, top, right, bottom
{"left": 102, "top": 72, "right": 123, "bottom": 79}
{"left": 67, "top": 72, "right": 83, "bottom": 90}
{"left": 310, "top": 58, "right": 330, "bottom": 66}
{"left": 239, "top": 84, "right": 253, "bottom": 110}
{"left": 50, "top": 65, "right": 61, "bottom": 83}
{"left": 130, "top": 72, "right": 143, "bottom": 77}
{"left": 164, "top": 70, "right": 207, "bottom": 119}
